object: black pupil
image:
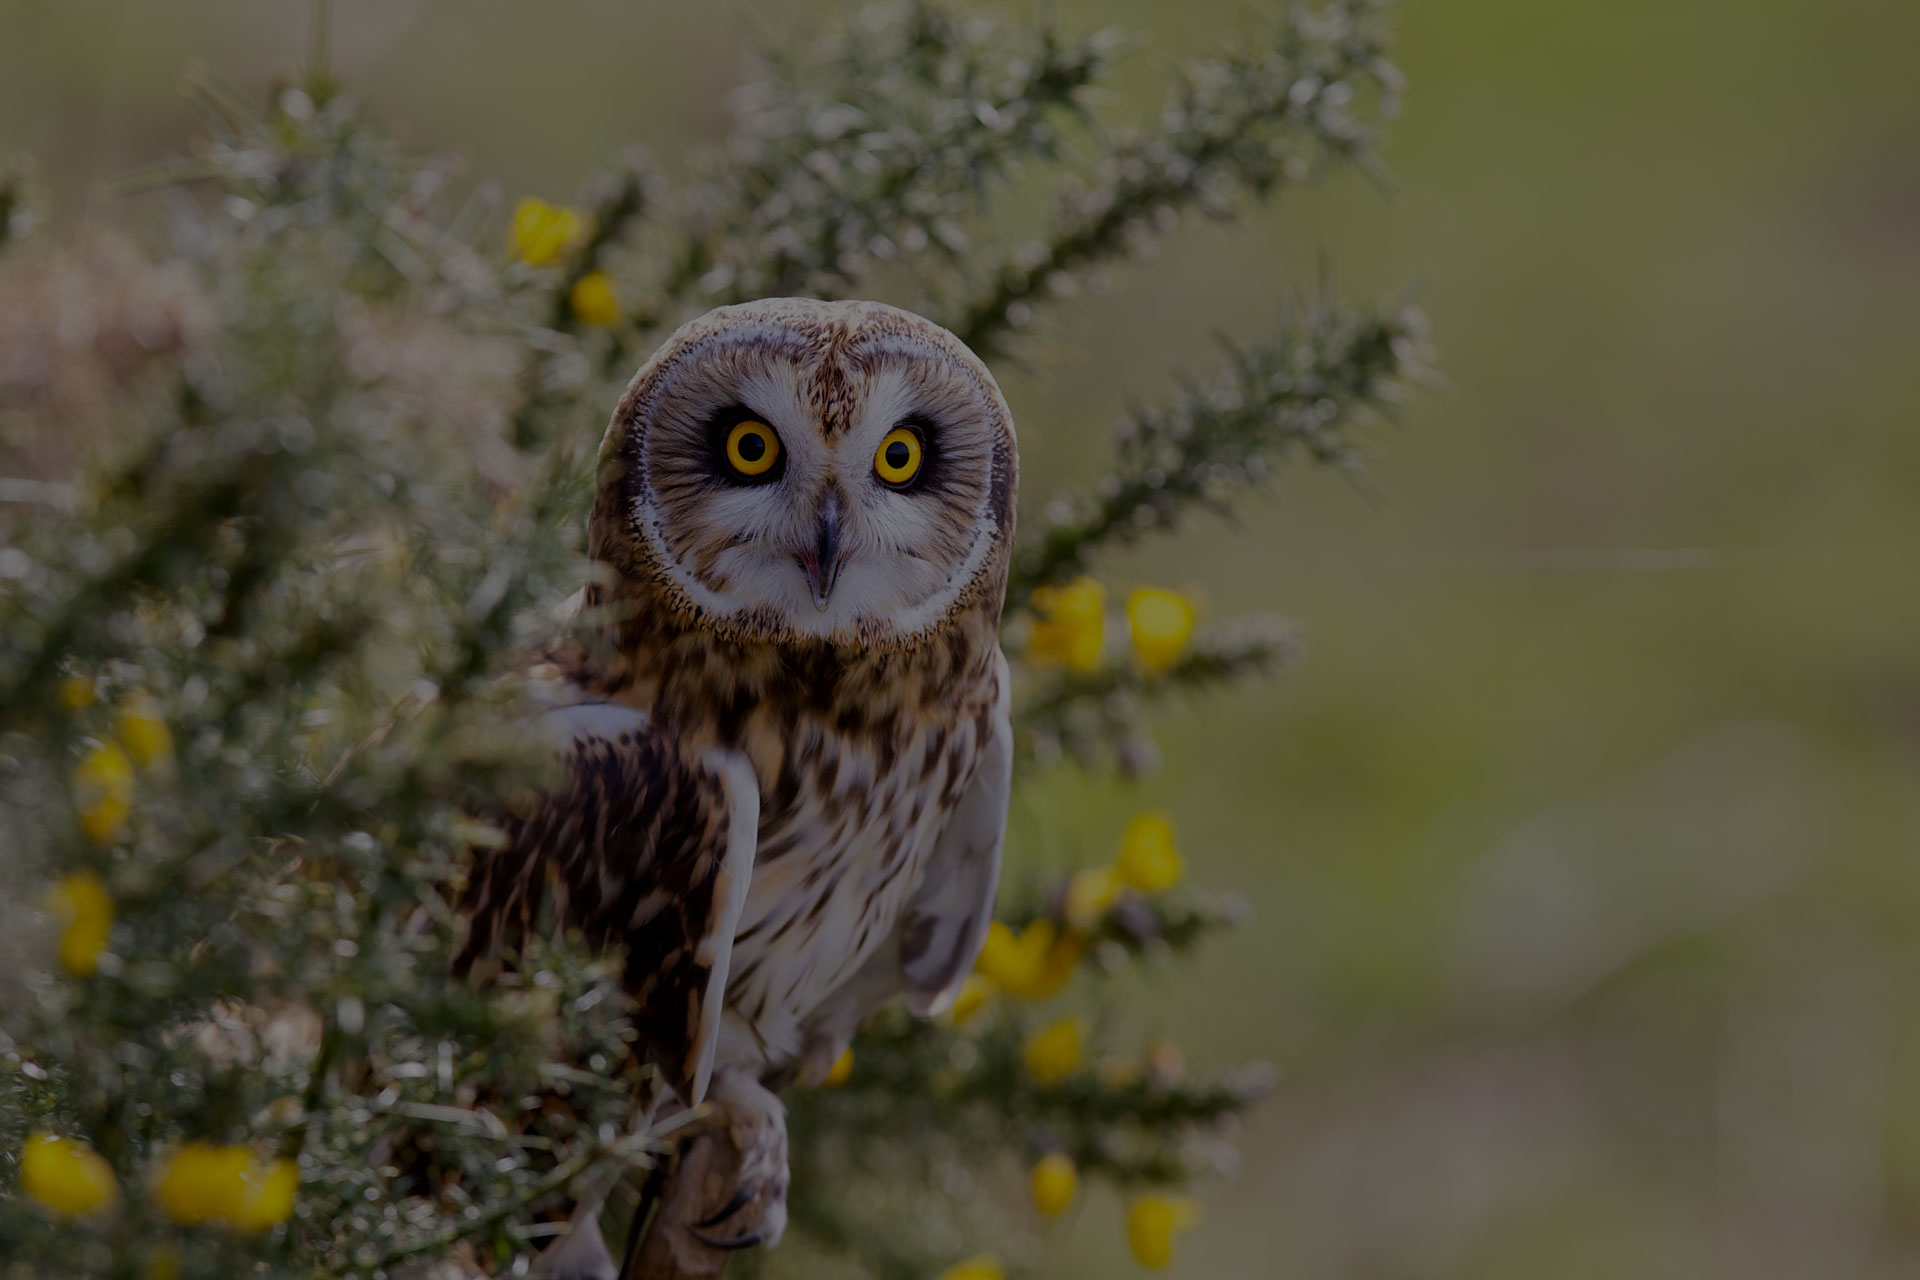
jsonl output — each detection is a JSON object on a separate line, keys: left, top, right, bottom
{"left": 885, "top": 440, "right": 911, "bottom": 470}
{"left": 736, "top": 431, "right": 766, "bottom": 463}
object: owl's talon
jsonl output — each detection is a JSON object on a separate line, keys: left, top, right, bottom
{"left": 688, "top": 1228, "right": 766, "bottom": 1252}
{"left": 637, "top": 1068, "right": 788, "bottom": 1271}
{"left": 692, "top": 1184, "right": 753, "bottom": 1230}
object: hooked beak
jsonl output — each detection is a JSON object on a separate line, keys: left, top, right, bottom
{"left": 799, "top": 497, "right": 845, "bottom": 611}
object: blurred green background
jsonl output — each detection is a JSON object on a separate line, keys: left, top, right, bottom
{"left": 6, "top": 0, "right": 1919, "bottom": 1275}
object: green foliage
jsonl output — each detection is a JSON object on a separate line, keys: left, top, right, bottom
{"left": 1009, "top": 305, "right": 1424, "bottom": 601}
{"left": 651, "top": 2, "right": 1117, "bottom": 313}
{"left": 0, "top": 1, "right": 1424, "bottom": 1276}
{"left": 946, "top": 1, "right": 1400, "bottom": 359}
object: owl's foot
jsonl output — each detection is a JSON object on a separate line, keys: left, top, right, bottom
{"left": 685, "top": 1068, "right": 789, "bottom": 1251}
{"left": 630, "top": 1069, "right": 788, "bottom": 1275}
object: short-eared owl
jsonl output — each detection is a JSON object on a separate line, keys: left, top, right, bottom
{"left": 459, "top": 298, "right": 1017, "bottom": 1275}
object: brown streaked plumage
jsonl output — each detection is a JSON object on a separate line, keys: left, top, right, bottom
{"left": 458, "top": 298, "right": 1018, "bottom": 1276}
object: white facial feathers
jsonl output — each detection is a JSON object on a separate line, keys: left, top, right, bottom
{"left": 621, "top": 301, "right": 1013, "bottom": 645}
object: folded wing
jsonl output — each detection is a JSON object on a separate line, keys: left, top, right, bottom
{"left": 898, "top": 653, "right": 1012, "bottom": 1014}
{"left": 456, "top": 702, "right": 758, "bottom": 1106}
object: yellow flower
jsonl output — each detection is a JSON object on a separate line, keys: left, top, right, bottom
{"left": 20, "top": 1132, "right": 118, "bottom": 1218}
{"left": 48, "top": 871, "right": 113, "bottom": 977}
{"left": 1115, "top": 812, "right": 1185, "bottom": 893}
{"left": 975, "top": 919, "right": 1045, "bottom": 990}
{"left": 510, "top": 196, "right": 584, "bottom": 266}
{"left": 1034, "top": 932, "right": 1087, "bottom": 996}
{"left": 1127, "top": 1194, "right": 1200, "bottom": 1270}
{"left": 72, "top": 739, "right": 133, "bottom": 845}
{"left": 1126, "top": 587, "right": 1195, "bottom": 675}
{"left": 116, "top": 692, "right": 174, "bottom": 771}
{"left": 944, "top": 974, "right": 997, "bottom": 1028}
{"left": 935, "top": 1256, "right": 1006, "bottom": 1280}
{"left": 58, "top": 673, "right": 95, "bottom": 709}
{"left": 822, "top": 1047, "right": 854, "bottom": 1087}
{"left": 1023, "top": 1015, "right": 1087, "bottom": 1085}
{"left": 1063, "top": 865, "right": 1123, "bottom": 929}
{"left": 1030, "top": 1152, "right": 1078, "bottom": 1217}
{"left": 152, "top": 1142, "right": 296, "bottom": 1230}
{"left": 569, "top": 269, "right": 621, "bottom": 327}
{"left": 1027, "top": 577, "right": 1105, "bottom": 672}
{"left": 230, "top": 1157, "right": 298, "bottom": 1232}
{"left": 154, "top": 1142, "right": 250, "bottom": 1226}
{"left": 975, "top": 919, "right": 1082, "bottom": 1000}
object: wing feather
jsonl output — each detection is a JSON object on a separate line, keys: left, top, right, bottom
{"left": 456, "top": 702, "right": 760, "bottom": 1105}
{"left": 899, "top": 650, "right": 1012, "bottom": 1014}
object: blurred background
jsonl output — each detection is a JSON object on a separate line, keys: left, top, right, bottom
{"left": 5, "top": 0, "right": 1918, "bottom": 1276}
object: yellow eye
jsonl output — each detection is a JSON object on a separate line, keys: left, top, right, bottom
{"left": 874, "top": 426, "right": 923, "bottom": 485}
{"left": 725, "top": 420, "right": 780, "bottom": 477}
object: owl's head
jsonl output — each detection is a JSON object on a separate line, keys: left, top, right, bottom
{"left": 591, "top": 298, "right": 1018, "bottom": 649}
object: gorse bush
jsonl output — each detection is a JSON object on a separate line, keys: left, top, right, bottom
{"left": 0, "top": 2, "right": 1425, "bottom": 1276}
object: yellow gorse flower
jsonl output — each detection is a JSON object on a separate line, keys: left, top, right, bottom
{"left": 57, "top": 673, "right": 95, "bottom": 709}
{"left": 230, "top": 1157, "right": 299, "bottom": 1232}
{"left": 1063, "top": 864, "right": 1123, "bottom": 929}
{"left": 569, "top": 269, "right": 621, "bottom": 326}
{"left": 1125, "top": 587, "right": 1195, "bottom": 675}
{"left": 20, "top": 1132, "right": 119, "bottom": 1218}
{"left": 935, "top": 1256, "right": 1006, "bottom": 1280}
{"left": 1115, "top": 811, "right": 1185, "bottom": 893}
{"left": 1126, "top": 1194, "right": 1200, "bottom": 1270}
{"left": 1023, "top": 1014, "right": 1087, "bottom": 1085}
{"left": 155, "top": 1142, "right": 248, "bottom": 1225}
{"left": 944, "top": 973, "right": 997, "bottom": 1027}
{"left": 1029, "top": 1152, "right": 1078, "bottom": 1217}
{"left": 510, "top": 196, "right": 585, "bottom": 266}
{"left": 48, "top": 871, "right": 113, "bottom": 977}
{"left": 72, "top": 738, "right": 133, "bottom": 845}
{"left": 1027, "top": 576, "right": 1105, "bottom": 672}
{"left": 116, "top": 692, "right": 174, "bottom": 771}
{"left": 821, "top": 1046, "right": 854, "bottom": 1086}
{"left": 975, "top": 919, "right": 1082, "bottom": 1000}
{"left": 1027, "top": 929, "right": 1085, "bottom": 999}
{"left": 974, "top": 919, "right": 1039, "bottom": 988}
{"left": 154, "top": 1142, "right": 297, "bottom": 1231}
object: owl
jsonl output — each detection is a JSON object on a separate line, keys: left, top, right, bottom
{"left": 457, "top": 298, "right": 1018, "bottom": 1277}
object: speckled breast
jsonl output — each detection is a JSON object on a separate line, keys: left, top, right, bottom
{"left": 716, "top": 702, "right": 989, "bottom": 1071}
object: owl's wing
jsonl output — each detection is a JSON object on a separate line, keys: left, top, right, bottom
{"left": 456, "top": 702, "right": 758, "bottom": 1106}
{"left": 898, "top": 650, "right": 1013, "bottom": 1016}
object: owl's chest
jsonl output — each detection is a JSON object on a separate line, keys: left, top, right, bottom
{"left": 721, "top": 710, "right": 983, "bottom": 1037}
